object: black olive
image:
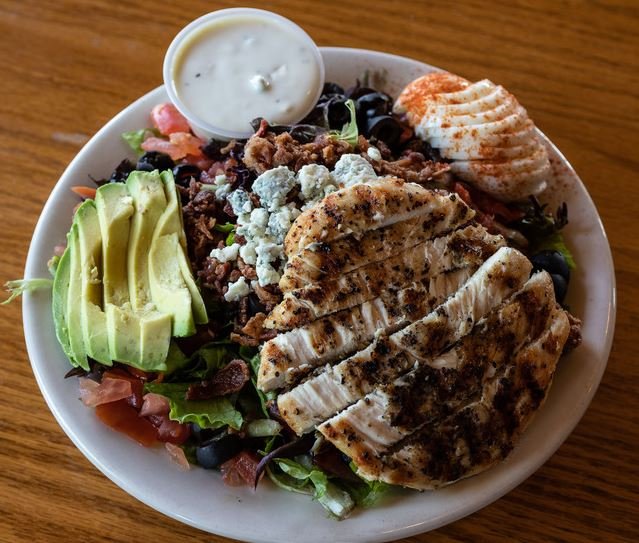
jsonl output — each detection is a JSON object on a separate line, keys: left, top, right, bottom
{"left": 550, "top": 273, "right": 568, "bottom": 303}
{"left": 355, "top": 92, "right": 393, "bottom": 119}
{"left": 326, "top": 98, "right": 351, "bottom": 129}
{"left": 247, "top": 292, "right": 266, "bottom": 316}
{"left": 195, "top": 433, "right": 242, "bottom": 469}
{"left": 365, "top": 115, "right": 403, "bottom": 148}
{"left": 530, "top": 250, "right": 570, "bottom": 281}
{"left": 189, "top": 423, "right": 224, "bottom": 444}
{"left": 136, "top": 151, "right": 175, "bottom": 172}
{"left": 172, "top": 163, "right": 201, "bottom": 187}
{"left": 321, "top": 82, "right": 345, "bottom": 96}
{"left": 347, "top": 86, "right": 377, "bottom": 100}
{"left": 201, "top": 139, "right": 223, "bottom": 160}
{"left": 108, "top": 159, "right": 135, "bottom": 183}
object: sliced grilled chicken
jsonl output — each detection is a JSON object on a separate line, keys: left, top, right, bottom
{"left": 283, "top": 178, "right": 460, "bottom": 257}
{"left": 266, "top": 224, "right": 504, "bottom": 330}
{"left": 258, "top": 268, "right": 474, "bottom": 391}
{"left": 279, "top": 195, "right": 473, "bottom": 291}
{"left": 277, "top": 247, "right": 532, "bottom": 434}
{"left": 368, "top": 307, "right": 569, "bottom": 489}
{"left": 318, "top": 272, "right": 556, "bottom": 466}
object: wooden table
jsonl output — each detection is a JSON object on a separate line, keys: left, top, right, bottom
{"left": 1, "top": 1, "right": 637, "bottom": 541}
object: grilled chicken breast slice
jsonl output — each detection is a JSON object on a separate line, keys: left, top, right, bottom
{"left": 369, "top": 308, "right": 569, "bottom": 489}
{"left": 266, "top": 224, "right": 504, "bottom": 330}
{"left": 277, "top": 247, "right": 531, "bottom": 435}
{"left": 258, "top": 268, "right": 474, "bottom": 392}
{"left": 318, "top": 272, "right": 556, "bottom": 465}
{"left": 279, "top": 197, "right": 473, "bottom": 291}
{"left": 283, "top": 178, "right": 462, "bottom": 257}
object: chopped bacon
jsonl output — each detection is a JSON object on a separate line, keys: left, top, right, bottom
{"left": 139, "top": 393, "right": 170, "bottom": 417}
{"left": 165, "top": 442, "right": 190, "bottom": 470}
{"left": 151, "top": 103, "right": 191, "bottom": 135}
{"left": 95, "top": 399, "right": 158, "bottom": 446}
{"left": 186, "top": 359, "right": 250, "bottom": 400}
{"left": 79, "top": 376, "right": 132, "bottom": 407}
{"left": 220, "top": 451, "right": 262, "bottom": 487}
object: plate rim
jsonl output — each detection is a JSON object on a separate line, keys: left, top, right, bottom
{"left": 21, "top": 46, "right": 617, "bottom": 542}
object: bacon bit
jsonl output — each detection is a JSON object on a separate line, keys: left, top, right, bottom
{"left": 95, "top": 399, "right": 157, "bottom": 447}
{"left": 79, "top": 376, "right": 132, "bottom": 407}
{"left": 221, "top": 451, "right": 262, "bottom": 487}
{"left": 151, "top": 103, "right": 191, "bottom": 135}
{"left": 186, "top": 359, "right": 250, "bottom": 400}
{"left": 139, "top": 393, "right": 170, "bottom": 417}
{"left": 254, "top": 118, "right": 269, "bottom": 138}
{"left": 164, "top": 442, "right": 190, "bottom": 470}
{"left": 71, "top": 186, "right": 97, "bottom": 200}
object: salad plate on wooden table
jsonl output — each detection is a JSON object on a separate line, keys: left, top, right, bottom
{"left": 20, "top": 46, "right": 615, "bottom": 542}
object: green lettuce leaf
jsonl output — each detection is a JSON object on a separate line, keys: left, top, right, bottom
{"left": 1, "top": 278, "right": 53, "bottom": 305}
{"left": 165, "top": 341, "right": 235, "bottom": 381}
{"left": 121, "top": 128, "right": 159, "bottom": 157}
{"left": 330, "top": 99, "right": 358, "bottom": 147}
{"left": 144, "top": 382, "right": 242, "bottom": 430}
{"left": 269, "top": 457, "right": 355, "bottom": 519}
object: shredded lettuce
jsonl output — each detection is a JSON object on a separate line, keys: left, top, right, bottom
{"left": 213, "top": 222, "right": 235, "bottom": 233}
{"left": 245, "top": 419, "right": 281, "bottom": 437}
{"left": 2, "top": 278, "right": 53, "bottom": 305}
{"left": 269, "top": 456, "right": 355, "bottom": 519}
{"left": 165, "top": 341, "right": 234, "bottom": 380}
{"left": 330, "top": 99, "right": 358, "bottom": 147}
{"left": 144, "top": 382, "right": 243, "bottom": 430}
{"left": 341, "top": 462, "right": 392, "bottom": 507}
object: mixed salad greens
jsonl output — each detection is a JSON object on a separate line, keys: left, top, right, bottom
{"left": 3, "top": 78, "right": 576, "bottom": 520}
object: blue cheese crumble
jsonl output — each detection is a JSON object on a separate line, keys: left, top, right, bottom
{"left": 224, "top": 276, "right": 250, "bottom": 302}
{"left": 227, "top": 189, "right": 253, "bottom": 215}
{"left": 252, "top": 165, "right": 296, "bottom": 211}
{"left": 210, "top": 243, "right": 240, "bottom": 263}
{"left": 332, "top": 154, "right": 378, "bottom": 187}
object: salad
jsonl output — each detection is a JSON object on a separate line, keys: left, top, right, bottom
{"left": 4, "top": 75, "right": 581, "bottom": 520}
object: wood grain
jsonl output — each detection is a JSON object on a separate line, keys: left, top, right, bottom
{"left": 0, "top": 1, "right": 637, "bottom": 541}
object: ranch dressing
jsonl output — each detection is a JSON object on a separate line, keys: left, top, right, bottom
{"left": 168, "top": 12, "right": 323, "bottom": 137}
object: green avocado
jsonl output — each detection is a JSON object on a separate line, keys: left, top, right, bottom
{"left": 157, "top": 171, "right": 208, "bottom": 325}
{"left": 65, "top": 225, "right": 89, "bottom": 370}
{"left": 149, "top": 232, "right": 195, "bottom": 337}
{"left": 126, "top": 171, "right": 167, "bottom": 310}
{"left": 52, "top": 245, "right": 75, "bottom": 365}
{"left": 95, "top": 183, "right": 134, "bottom": 306}
{"left": 75, "top": 200, "right": 112, "bottom": 366}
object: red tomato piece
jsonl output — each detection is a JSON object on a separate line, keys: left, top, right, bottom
{"left": 95, "top": 399, "right": 158, "bottom": 447}
{"left": 157, "top": 417, "right": 191, "bottom": 445}
{"left": 151, "top": 103, "right": 191, "bottom": 135}
{"left": 102, "top": 369, "right": 144, "bottom": 410}
{"left": 220, "top": 451, "right": 261, "bottom": 487}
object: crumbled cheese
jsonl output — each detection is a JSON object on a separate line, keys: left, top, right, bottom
{"left": 267, "top": 204, "right": 301, "bottom": 244}
{"left": 227, "top": 189, "right": 253, "bottom": 216}
{"left": 332, "top": 154, "right": 377, "bottom": 187}
{"left": 255, "top": 241, "right": 284, "bottom": 286}
{"left": 224, "top": 276, "right": 250, "bottom": 302}
{"left": 239, "top": 242, "right": 257, "bottom": 265}
{"left": 367, "top": 146, "right": 382, "bottom": 161}
{"left": 212, "top": 173, "right": 232, "bottom": 200}
{"left": 236, "top": 207, "right": 269, "bottom": 240}
{"left": 210, "top": 243, "right": 240, "bottom": 263}
{"left": 297, "top": 164, "right": 338, "bottom": 203}
{"left": 252, "top": 166, "right": 296, "bottom": 211}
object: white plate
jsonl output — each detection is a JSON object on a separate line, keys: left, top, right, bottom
{"left": 22, "top": 47, "right": 616, "bottom": 542}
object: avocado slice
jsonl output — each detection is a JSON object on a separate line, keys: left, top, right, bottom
{"left": 148, "top": 232, "right": 195, "bottom": 337}
{"left": 75, "top": 200, "right": 111, "bottom": 366}
{"left": 126, "top": 171, "right": 167, "bottom": 310}
{"left": 157, "top": 170, "right": 208, "bottom": 325}
{"left": 52, "top": 245, "right": 75, "bottom": 365}
{"left": 66, "top": 225, "right": 89, "bottom": 370}
{"left": 105, "top": 303, "right": 172, "bottom": 371}
{"left": 95, "top": 183, "right": 134, "bottom": 306}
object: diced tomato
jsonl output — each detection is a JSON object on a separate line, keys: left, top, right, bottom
{"left": 71, "top": 186, "right": 97, "bottom": 200}
{"left": 139, "top": 393, "right": 170, "bottom": 417}
{"left": 79, "top": 377, "right": 132, "bottom": 407}
{"left": 220, "top": 451, "right": 262, "bottom": 487}
{"left": 102, "top": 369, "right": 144, "bottom": 410}
{"left": 141, "top": 137, "right": 181, "bottom": 160}
{"left": 157, "top": 417, "right": 190, "bottom": 445}
{"left": 164, "top": 442, "right": 190, "bottom": 470}
{"left": 151, "top": 103, "right": 191, "bottom": 135}
{"left": 95, "top": 399, "right": 158, "bottom": 447}
{"left": 141, "top": 132, "right": 205, "bottom": 161}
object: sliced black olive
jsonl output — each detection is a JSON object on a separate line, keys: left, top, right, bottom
{"left": 550, "top": 273, "right": 568, "bottom": 303}
{"left": 108, "top": 159, "right": 135, "bottom": 183}
{"left": 326, "top": 99, "right": 351, "bottom": 129}
{"left": 365, "top": 115, "right": 402, "bottom": 148}
{"left": 247, "top": 292, "right": 266, "bottom": 316}
{"left": 201, "top": 139, "right": 223, "bottom": 160}
{"left": 195, "top": 432, "right": 242, "bottom": 469}
{"left": 189, "top": 423, "right": 225, "bottom": 444}
{"left": 530, "top": 250, "right": 570, "bottom": 281}
{"left": 355, "top": 92, "right": 393, "bottom": 119}
{"left": 136, "top": 151, "right": 175, "bottom": 172}
{"left": 321, "top": 82, "right": 345, "bottom": 96}
{"left": 172, "top": 163, "right": 201, "bottom": 187}
{"left": 347, "top": 86, "right": 377, "bottom": 100}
